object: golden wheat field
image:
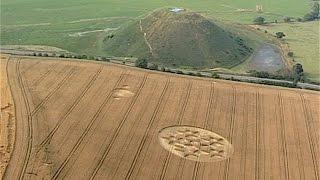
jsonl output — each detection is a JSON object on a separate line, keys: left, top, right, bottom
{"left": 0, "top": 54, "right": 319, "bottom": 180}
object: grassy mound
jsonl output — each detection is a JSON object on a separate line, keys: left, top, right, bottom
{"left": 103, "top": 8, "right": 256, "bottom": 69}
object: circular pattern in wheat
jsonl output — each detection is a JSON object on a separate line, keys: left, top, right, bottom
{"left": 158, "top": 126, "right": 233, "bottom": 162}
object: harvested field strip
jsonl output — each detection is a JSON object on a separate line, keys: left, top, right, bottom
{"left": 37, "top": 65, "right": 104, "bottom": 149}
{"left": 30, "top": 67, "right": 76, "bottom": 116}
{"left": 278, "top": 93, "right": 289, "bottom": 180}
{"left": 15, "top": 59, "right": 33, "bottom": 180}
{"left": 192, "top": 83, "right": 215, "bottom": 179}
{"left": 159, "top": 82, "right": 192, "bottom": 180}
{"left": 125, "top": 78, "right": 171, "bottom": 179}
{"left": 89, "top": 74, "right": 148, "bottom": 180}
{"left": 60, "top": 73, "right": 130, "bottom": 178}
{"left": 52, "top": 70, "right": 128, "bottom": 179}
{"left": 31, "top": 62, "right": 58, "bottom": 87}
{"left": 117, "top": 78, "right": 174, "bottom": 180}
{"left": 59, "top": 72, "right": 137, "bottom": 180}
{"left": 109, "top": 78, "right": 159, "bottom": 179}
{"left": 3, "top": 55, "right": 319, "bottom": 180}
{"left": 133, "top": 80, "right": 187, "bottom": 180}
{"left": 21, "top": 61, "right": 41, "bottom": 74}
{"left": 0, "top": 56, "right": 15, "bottom": 179}
{"left": 300, "top": 94, "right": 319, "bottom": 180}
{"left": 224, "top": 87, "right": 237, "bottom": 180}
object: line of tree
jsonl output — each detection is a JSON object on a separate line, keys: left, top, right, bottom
{"left": 31, "top": 52, "right": 111, "bottom": 62}
{"left": 254, "top": 2, "right": 319, "bottom": 24}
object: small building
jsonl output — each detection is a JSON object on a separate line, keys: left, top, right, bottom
{"left": 170, "top": 8, "right": 184, "bottom": 13}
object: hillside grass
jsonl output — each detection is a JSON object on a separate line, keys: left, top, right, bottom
{"left": 104, "top": 9, "right": 263, "bottom": 69}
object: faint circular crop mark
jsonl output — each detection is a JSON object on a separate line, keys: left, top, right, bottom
{"left": 158, "top": 126, "right": 233, "bottom": 162}
{"left": 113, "top": 85, "right": 134, "bottom": 100}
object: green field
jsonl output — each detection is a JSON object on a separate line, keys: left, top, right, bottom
{"left": 256, "top": 21, "right": 320, "bottom": 82}
{"left": 1, "top": 0, "right": 311, "bottom": 54}
{"left": 1, "top": 0, "right": 318, "bottom": 81}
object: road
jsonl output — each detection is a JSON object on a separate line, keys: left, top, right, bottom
{"left": 1, "top": 48, "right": 319, "bottom": 91}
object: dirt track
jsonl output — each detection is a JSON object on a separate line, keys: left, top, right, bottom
{"left": 1, "top": 55, "right": 319, "bottom": 180}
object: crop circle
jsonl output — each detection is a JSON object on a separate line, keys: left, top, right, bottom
{"left": 158, "top": 126, "right": 233, "bottom": 162}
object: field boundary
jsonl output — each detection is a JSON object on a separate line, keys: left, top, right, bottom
{"left": 2, "top": 52, "right": 319, "bottom": 91}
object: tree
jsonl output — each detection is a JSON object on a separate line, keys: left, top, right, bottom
{"left": 253, "top": 16, "right": 265, "bottom": 25}
{"left": 293, "top": 63, "right": 303, "bottom": 74}
{"left": 293, "top": 63, "right": 304, "bottom": 84}
{"left": 276, "top": 32, "right": 286, "bottom": 39}
{"left": 135, "top": 58, "right": 148, "bottom": 68}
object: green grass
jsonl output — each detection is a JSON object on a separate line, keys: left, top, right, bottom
{"left": 256, "top": 21, "right": 320, "bottom": 82}
{"left": 1, "top": 0, "right": 310, "bottom": 25}
{"left": 1, "top": 0, "right": 311, "bottom": 54}
{"left": 1, "top": 0, "right": 317, "bottom": 78}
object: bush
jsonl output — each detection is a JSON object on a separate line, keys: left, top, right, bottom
{"left": 211, "top": 72, "right": 220, "bottom": 78}
{"left": 264, "top": 30, "right": 268, "bottom": 33}
{"left": 101, "top": 57, "right": 110, "bottom": 62}
{"left": 32, "top": 52, "right": 36, "bottom": 56}
{"left": 43, "top": 53, "right": 49, "bottom": 57}
{"left": 107, "top": 34, "right": 114, "bottom": 38}
{"left": 159, "top": 66, "right": 165, "bottom": 72}
{"left": 186, "top": 72, "right": 195, "bottom": 76}
{"left": 59, "top": 54, "right": 65, "bottom": 58}
{"left": 248, "top": 70, "right": 270, "bottom": 78}
{"left": 135, "top": 58, "right": 148, "bottom": 68}
{"left": 275, "top": 32, "right": 286, "bottom": 39}
{"left": 165, "top": 68, "right": 173, "bottom": 73}
{"left": 148, "top": 63, "right": 158, "bottom": 70}
{"left": 283, "top": 17, "right": 293, "bottom": 22}
{"left": 81, "top": 55, "right": 87, "bottom": 59}
{"left": 253, "top": 16, "right": 265, "bottom": 25}
{"left": 38, "top": 53, "right": 42, "bottom": 56}
{"left": 176, "top": 70, "right": 183, "bottom": 74}
{"left": 287, "top": 52, "right": 294, "bottom": 57}
{"left": 76, "top": 55, "right": 82, "bottom": 59}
